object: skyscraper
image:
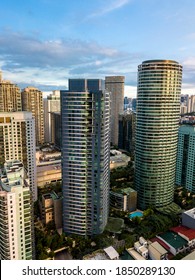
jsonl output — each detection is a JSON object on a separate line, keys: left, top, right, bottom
{"left": 105, "top": 76, "right": 125, "bottom": 146}
{"left": 135, "top": 60, "right": 182, "bottom": 210}
{"left": 0, "top": 112, "right": 37, "bottom": 201}
{"left": 61, "top": 79, "right": 110, "bottom": 236}
{"left": 0, "top": 160, "right": 33, "bottom": 260}
{"left": 0, "top": 71, "right": 21, "bottom": 112}
{"left": 44, "top": 90, "right": 60, "bottom": 143}
{"left": 21, "top": 87, "right": 44, "bottom": 146}
{"left": 118, "top": 111, "right": 136, "bottom": 155}
{"left": 176, "top": 124, "right": 195, "bottom": 193}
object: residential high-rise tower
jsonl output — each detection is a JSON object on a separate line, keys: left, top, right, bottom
{"left": 105, "top": 76, "right": 125, "bottom": 146}
{"left": 0, "top": 160, "right": 33, "bottom": 260}
{"left": 61, "top": 79, "right": 110, "bottom": 236}
{"left": 21, "top": 87, "right": 44, "bottom": 146}
{"left": 0, "top": 71, "right": 21, "bottom": 112}
{"left": 135, "top": 60, "right": 182, "bottom": 210}
{"left": 176, "top": 124, "right": 195, "bottom": 193}
{"left": 0, "top": 112, "right": 37, "bottom": 201}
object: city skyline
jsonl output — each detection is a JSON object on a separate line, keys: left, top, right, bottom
{"left": 0, "top": 0, "right": 195, "bottom": 97}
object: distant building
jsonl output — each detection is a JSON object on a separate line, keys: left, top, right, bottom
{"left": 36, "top": 149, "right": 61, "bottom": 187}
{"left": 182, "top": 208, "right": 195, "bottom": 229}
{"left": 0, "top": 160, "right": 33, "bottom": 260}
{"left": 110, "top": 187, "right": 137, "bottom": 211}
{"left": 110, "top": 151, "right": 130, "bottom": 170}
{"left": 0, "top": 71, "right": 21, "bottom": 112}
{"left": 176, "top": 124, "right": 195, "bottom": 193}
{"left": 118, "top": 112, "right": 136, "bottom": 155}
{"left": 0, "top": 112, "right": 37, "bottom": 201}
{"left": 50, "top": 112, "right": 61, "bottom": 150}
{"left": 105, "top": 76, "right": 125, "bottom": 146}
{"left": 22, "top": 87, "right": 44, "bottom": 145}
{"left": 187, "top": 95, "right": 195, "bottom": 113}
{"left": 131, "top": 98, "right": 137, "bottom": 112}
{"left": 44, "top": 91, "right": 60, "bottom": 143}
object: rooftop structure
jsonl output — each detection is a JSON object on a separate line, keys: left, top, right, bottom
{"left": 103, "top": 246, "right": 119, "bottom": 260}
{"left": 182, "top": 208, "right": 195, "bottom": 229}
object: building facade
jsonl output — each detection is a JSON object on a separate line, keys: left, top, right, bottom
{"left": 135, "top": 60, "right": 182, "bottom": 210}
{"left": 176, "top": 124, "right": 195, "bottom": 193}
{"left": 21, "top": 87, "right": 44, "bottom": 146}
{"left": 0, "top": 112, "right": 37, "bottom": 201}
{"left": 0, "top": 160, "right": 33, "bottom": 260}
{"left": 118, "top": 112, "right": 136, "bottom": 155}
{"left": 0, "top": 71, "right": 21, "bottom": 112}
{"left": 105, "top": 76, "right": 125, "bottom": 146}
{"left": 61, "top": 79, "right": 110, "bottom": 236}
{"left": 44, "top": 90, "right": 60, "bottom": 143}
{"left": 50, "top": 112, "right": 62, "bottom": 150}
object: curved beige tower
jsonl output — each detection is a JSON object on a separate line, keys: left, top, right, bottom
{"left": 135, "top": 60, "right": 182, "bottom": 210}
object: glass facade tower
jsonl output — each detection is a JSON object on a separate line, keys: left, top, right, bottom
{"left": 61, "top": 79, "right": 110, "bottom": 236}
{"left": 135, "top": 60, "right": 182, "bottom": 210}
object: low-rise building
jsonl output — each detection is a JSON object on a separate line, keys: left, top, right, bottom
{"left": 182, "top": 208, "right": 195, "bottom": 229}
{"left": 134, "top": 241, "right": 148, "bottom": 259}
{"left": 171, "top": 226, "right": 195, "bottom": 249}
{"left": 157, "top": 231, "right": 188, "bottom": 256}
{"left": 126, "top": 248, "right": 146, "bottom": 260}
{"left": 148, "top": 241, "right": 168, "bottom": 260}
{"left": 182, "top": 250, "right": 195, "bottom": 260}
{"left": 103, "top": 246, "right": 119, "bottom": 260}
{"left": 40, "top": 191, "right": 62, "bottom": 229}
{"left": 36, "top": 150, "right": 61, "bottom": 187}
{"left": 83, "top": 246, "right": 119, "bottom": 260}
{"left": 110, "top": 153, "right": 130, "bottom": 170}
{"left": 110, "top": 187, "right": 137, "bottom": 211}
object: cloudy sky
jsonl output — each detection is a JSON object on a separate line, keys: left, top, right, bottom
{"left": 1, "top": 0, "right": 195, "bottom": 97}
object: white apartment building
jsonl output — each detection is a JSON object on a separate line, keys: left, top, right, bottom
{"left": 0, "top": 160, "right": 33, "bottom": 260}
{"left": 0, "top": 112, "right": 37, "bottom": 201}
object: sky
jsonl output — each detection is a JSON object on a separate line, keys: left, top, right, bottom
{"left": 1, "top": 0, "right": 195, "bottom": 98}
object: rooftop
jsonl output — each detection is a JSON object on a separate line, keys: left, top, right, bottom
{"left": 103, "top": 246, "right": 119, "bottom": 260}
{"left": 111, "top": 187, "right": 136, "bottom": 195}
{"left": 182, "top": 251, "right": 195, "bottom": 260}
{"left": 171, "top": 226, "right": 195, "bottom": 241}
{"left": 149, "top": 241, "right": 167, "bottom": 255}
{"left": 158, "top": 231, "right": 188, "bottom": 249}
{"left": 183, "top": 208, "right": 195, "bottom": 219}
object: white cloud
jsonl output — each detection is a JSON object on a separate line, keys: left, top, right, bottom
{"left": 87, "top": 0, "right": 131, "bottom": 19}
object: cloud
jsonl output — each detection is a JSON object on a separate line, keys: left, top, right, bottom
{"left": 86, "top": 0, "right": 131, "bottom": 19}
{"left": 0, "top": 30, "right": 142, "bottom": 87}
{"left": 0, "top": 31, "right": 122, "bottom": 70}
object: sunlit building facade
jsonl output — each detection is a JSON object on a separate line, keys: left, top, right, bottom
{"left": 0, "top": 112, "right": 37, "bottom": 201}
{"left": 0, "top": 161, "right": 33, "bottom": 260}
{"left": 0, "top": 71, "right": 21, "bottom": 112}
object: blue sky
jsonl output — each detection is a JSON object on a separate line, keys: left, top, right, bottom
{"left": 0, "top": 0, "right": 195, "bottom": 97}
